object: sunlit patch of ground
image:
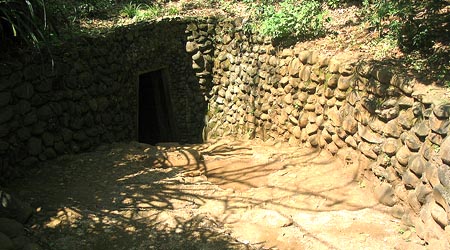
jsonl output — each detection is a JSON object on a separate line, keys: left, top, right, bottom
{"left": 7, "top": 138, "right": 429, "bottom": 249}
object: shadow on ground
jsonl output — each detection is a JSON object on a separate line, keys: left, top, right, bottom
{"left": 4, "top": 139, "right": 414, "bottom": 250}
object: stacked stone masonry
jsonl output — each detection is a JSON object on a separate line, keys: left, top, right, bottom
{"left": 0, "top": 17, "right": 449, "bottom": 247}
{"left": 0, "top": 18, "right": 215, "bottom": 184}
{"left": 207, "top": 18, "right": 450, "bottom": 247}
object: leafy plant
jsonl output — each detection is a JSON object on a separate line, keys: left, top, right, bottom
{"left": 245, "top": 0, "right": 327, "bottom": 42}
{"left": 361, "top": 0, "right": 448, "bottom": 54}
{"left": 361, "top": 0, "right": 449, "bottom": 87}
{"left": 181, "top": 0, "right": 216, "bottom": 10}
{"left": 324, "top": 0, "right": 340, "bottom": 9}
{"left": 119, "top": 2, "right": 170, "bottom": 21}
{"left": 73, "top": 0, "right": 114, "bottom": 18}
{"left": 361, "top": 0, "right": 403, "bottom": 39}
{"left": 120, "top": 2, "right": 141, "bottom": 18}
{"left": 166, "top": 6, "right": 179, "bottom": 15}
{"left": 0, "top": 0, "right": 51, "bottom": 49}
{"left": 134, "top": 4, "right": 163, "bottom": 21}
{"left": 219, "top": 0, "right": 234, "bottom": 14}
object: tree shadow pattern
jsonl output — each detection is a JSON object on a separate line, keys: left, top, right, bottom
{"left": 5, "top": 140, "right": 388, "bottom": 250}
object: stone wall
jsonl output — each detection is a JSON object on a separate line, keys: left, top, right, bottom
{"left": 1, "top": 16, "right": 449, "bottom": 246}
{"left": 0, "top": 17, "right": 215, "bottom": 183}
{"left": 207, "top": 18, "right": 450, "bottom": 246}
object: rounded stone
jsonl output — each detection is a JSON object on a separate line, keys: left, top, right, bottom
{"left": 0, "top": 92, "right": 11, "bottom": 107}
{"left": 408, "top": 154, "right": 426, "bottom": 176}
{"left": 342, "top": 116, "right": 357, "bottom": 135}
{"left": 428, "top": 133, "right": 443, "bottom": 145}
{"left": 433, "top": 103, "right": 450, "bottom": 119}
{"left": 441, "top": 136, "right": 450, "bottom": 165}
{"left": 305, "top": 123, "right": 318, "bottom": 135}
{"left": 337, "top": 75, "right": 353, "bottom": 90}
{"left": 0, "top": 106, "right": 13, "bottom": 124}
{"left": 298, "top": 112, "right": 308, "bottom": 128}
{"left": 374, "top": 182, "right": 397, "bottom": 207}
{"left": 431, "top": 201, "right": 449, "bottom": 227}
{"left": 327, "top": 142, "right": 339, "bottom": 155}
{"left": 344, "top": 136, "right": 357, "bottom": 148}
{"left": 288, "top": 58, "right": 301, "bottom": 76}
{"left": 292, "top": 126, "right": 301, "bottom": 139}
{"left": 359, "top": 142, "right": 377, "bottom": 159}
{"left": 186, "top": 41, "right": 198, "bottom": 53}
{"left": 31, "top": 121, "right": 46, "bottom": 136}
{"left": 373, "top": 67, "right": 393, "bottom": 84}
{"left": 11, "top": 235, "right": 31, "bottom": 250}
{"left": 283, "top": 93, "right": 293, "bottom": 105}
{"left": 327, "top": 74, "right": 339, "bottom": 88}
{"left": 0, "top": 125, "right": 9, "bottom": 138}
{"left": 429, "top": 115, "right": 450, "bottom": 135}
{"left": 54, "top": 141, "right": 65, "bottom": 154}
{"left": 402, "top": 170, "right": 420, "bottom": 188}
{"left": 415, "top": 183, "right": 432, "bottom": 204}
{"left": 438, "top": 165, "right": 450, "bottom": 188}
{"left": 0, "top": 218, "right": 25, "bottom": 238}
{"left": 425, "top": 163, "right": 440, "bottom": 187}
{"left": 414, "top": 121, "right": 431, "bottom": 138}
{"left": 358, "top": 124, "right": 383, "bottom": 144}
{"left": 23, "top": 112, "right": 37, "bottom": 126}
{"left": 15, "top": 100, "right": 31, "bottom": 114}
{"left": 27, "top": 137, "right": 42, "bottom": 156}
{"left": 433, "top": 184, "right": 450, "bottom": 214}
{"left": 37, "top": 105, "right": 54, "bottom": 120}
{"left": 22, "top": 156, "right": 38, "bottom": 167}
{"left": 396, "top": 145, "right": 411, "bottom": 166}
{"left": 332, "top": 134, "right": 346, "bottom": 148}
{"left": 23, "top": 243, "right": 43, "bottom": 250}
{"left": 407, "top": 190, "right": 421, "bottom": 213}
{"left": 17, "top": 127, "right": 31, "bottom": 141}
{"left": 14, "top": 83, "right": 34, "bottom": 99}
{"left": 382, "top": 138, "right": 399, "bottom": 156}
{"left": 260, "top": 114, "right": 270, "bottom": 121}
{"left": 404, "top": 133, "right": 421, "bottom": 152}
{"left": 397, "top": 110, "right": 415, "bottom": 129}
{"left": 0, "top": 232, "right": 14, "bottom": 250}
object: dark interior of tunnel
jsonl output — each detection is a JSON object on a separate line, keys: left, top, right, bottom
{"left": 138, "top": 70, "right": 173, "bottom": 145}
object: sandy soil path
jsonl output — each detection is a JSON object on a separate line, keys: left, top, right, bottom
{"left": 8, "top": 139, "right": 427, "bottom": 249}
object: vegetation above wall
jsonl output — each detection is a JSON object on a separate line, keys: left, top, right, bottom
{"left": 0, "top": 0, "right": 448, "bottom": 87}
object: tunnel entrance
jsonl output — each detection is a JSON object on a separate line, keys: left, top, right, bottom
{"left": 138, "top": 70, "right": 173, "bottom": 145}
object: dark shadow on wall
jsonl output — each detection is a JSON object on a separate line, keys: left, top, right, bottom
{"left": 138, "top": 69, "right": 175, "bottom": 145}
{"left": 0, "top": 18, "right": 214, "bottom": 185}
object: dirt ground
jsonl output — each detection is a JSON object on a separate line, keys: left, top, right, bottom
{"left": 7, "top": 139, "right": 431, "bottom": 250}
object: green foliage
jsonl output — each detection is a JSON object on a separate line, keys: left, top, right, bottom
{"left": 323, "top": 0, "right": 341, "bottom": 9}
{"left": 120, "top": 2, "right": 141, "bottom": 18}
{"left": 121, "top": 1, "right": 178, "bottom": 21}
{"left": 76, "top": 2, "right": 103, "bottom": 18}
{"left": 71, "top": 0, "right": 115, "bottom": 18}
{"left": 361, "top": 0, "right": 402, "bottom": 39}
{"left": 0, "top": 0, "right": 56, "bottom": 49}
{"left": 134, "top": 4, "right": 163, "bottom": 21}
{"left": 218, "top": 0, "right": 235, "bottom": 14}
{"left": 181, "top": 0, "right": 216, "bottom": 10}
{"left": 45, "top": 0, "right": 116, "bottom": 29}
{"left": 245, "top": 0, "right": 327, "bottom": 41}
{"left": 361, "top": 0, "right": 449, "bottom": 87}
{"left": 361, "top": 0, "right": 448, "bottom": 54}
{"left": 166, "top": 6, "right": 179, "bottom": 15}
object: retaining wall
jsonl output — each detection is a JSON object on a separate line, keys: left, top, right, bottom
{"left": 205, "top": 18, "right": 450, "bottom": 246}
{"left": 0, "top": 18, "right": 215, "bottom": 182}
{"left": 0, "top": 16, "right": 449, "bottom": 246}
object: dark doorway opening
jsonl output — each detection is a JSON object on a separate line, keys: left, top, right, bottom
{"left": 138, "top": 70, "right": 173, "bottom": 144}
